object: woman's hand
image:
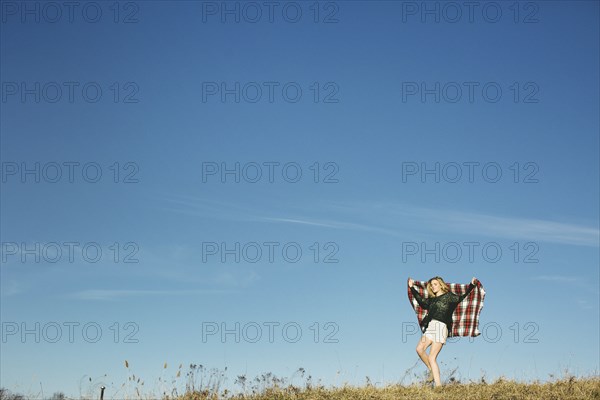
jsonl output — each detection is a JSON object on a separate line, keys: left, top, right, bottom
{"left": 471, "top": 277, "right": 477, "bottom": 285}
{"left": 408, "top": 277, "right": 414, "bottom": 288}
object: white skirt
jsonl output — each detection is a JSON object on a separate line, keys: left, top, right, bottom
{"left": 423, "top": 319, "right": 448, "bottom": 344}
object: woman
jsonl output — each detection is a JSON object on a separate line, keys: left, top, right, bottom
{"left": 407, "top": 276, "right": 477, "bottom": 387}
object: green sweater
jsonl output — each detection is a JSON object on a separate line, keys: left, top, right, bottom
{"left": 410, "top": 283, "right": 475, "bottom": 333}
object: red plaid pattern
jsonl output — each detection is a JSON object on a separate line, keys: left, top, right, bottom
{"left": 408, "top": 279, "right": 486, "bottom": 337}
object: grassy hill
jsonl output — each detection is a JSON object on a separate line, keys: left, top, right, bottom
{"left": 1, "top": 364, "right": 598, "bottom": 400}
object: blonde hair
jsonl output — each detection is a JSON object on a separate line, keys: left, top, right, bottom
{"left": 426, "top": 276, "right": 450, "bottom": 297}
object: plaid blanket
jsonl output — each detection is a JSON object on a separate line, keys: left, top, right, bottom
{"left": 408, "top": 279, "right": 486, "bottom": 337}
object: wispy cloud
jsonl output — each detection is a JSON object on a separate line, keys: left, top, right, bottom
{"left": 67, "top": 288, "right": 238, "bottom": 301}
{"left": 158, "top": 194, "right": 405, "bottom": 237}
{"left": 530, "top": 275, "right": 579, "bottom": 282}
{"left": 382, "top": 203, "right": 599, "bottom": 247}
{"left": 160, "top": 194, "right": 599, "bottom": 248}
{"left": 0, "top": 279, "right": 22, "bottom": 297}
{"left": 258, "top": 216, "right": 403, "bottom": 237}
{"left": 575, "top": 299, "right": 596, "bottom": 310}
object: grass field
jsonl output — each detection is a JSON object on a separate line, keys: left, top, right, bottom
{"left": 1, "top": 363, "right": 598, "bottom": 400}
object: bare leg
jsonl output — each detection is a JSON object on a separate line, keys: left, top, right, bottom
{"left": 428, "top": 341, "right": 444, "bottom": 387}
{"left": 415, "top": 335, "right": 433, "bottom": 372}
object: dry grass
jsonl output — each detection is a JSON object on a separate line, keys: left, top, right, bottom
{"left": 172, "top": 376, "right": 600, "bottom": 400}
{"left": 165, "top": 363, "right": 600, "bottom": 400}
{"left": 1, "top": 363, "right": 598, "bottom": 400}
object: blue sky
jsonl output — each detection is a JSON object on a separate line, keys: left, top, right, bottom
{"left": 1, "top": 0, "right": 599, "bottom": 398}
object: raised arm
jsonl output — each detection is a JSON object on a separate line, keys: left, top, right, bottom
{"left": 456, "top": 281, "right": 476, "bottom": 303}
{"left": 410, "top": 285, "right": 431, "bottom": 309}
